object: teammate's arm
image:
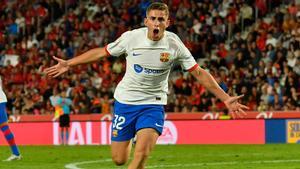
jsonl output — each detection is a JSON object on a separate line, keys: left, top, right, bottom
{"left": 190, "top": 66, "right": 249, "bottom": 118}
{"left": 45, "top": 47, "right": 108, "bottom": 78}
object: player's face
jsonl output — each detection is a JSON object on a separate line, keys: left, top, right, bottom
{"left": 144, "top": 10, "right": 169, "bottom": 41}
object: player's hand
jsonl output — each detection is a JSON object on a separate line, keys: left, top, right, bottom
{"left": 44, "top": 56, "right": 69, "bottom": 78}
{"left": 224, "top": 95, "right": 249, "bottom": 119}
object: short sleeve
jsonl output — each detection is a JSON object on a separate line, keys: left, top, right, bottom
{"left": 106, "top": 31, "right": 131, "bottom": 57}
{"left": 175, "top": 35, "right": 198, "bottom": 72}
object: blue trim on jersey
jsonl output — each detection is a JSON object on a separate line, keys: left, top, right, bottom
{"left": 111, "top": 101, "right": 165, "bottom": 142}
{"left": 0, "top": 102, "right": 8, "bottom": 124}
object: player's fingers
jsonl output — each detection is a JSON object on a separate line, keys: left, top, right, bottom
{"left": 239, "top": 108, "right": 247, "bottom": 116}
{"left": 239, "top": 104, "right": 250, "bottom": 110}
{"left": 53, "top": 72, "right": 63, "bottom": 78}
{"left": 47, "top": 72, "right": 58, "bottom": 78}
{"left": 47, "top": 69, "right": 59, "bottom": 77}
{"left": 231, "top": 107, "right": 247, "bottom": 119}
{"left": 52, "top": 56, "right": 64, "bottom": 62}
{"left": 225, "top": 95, "right": 244, "bottom": 105}
{"left": 236, "top": 111, "right": 243, "bottom": 118}
{"left": 238, "top": 108, "right": 247, "bottom": 116}
{"left": 231, "top": 95, "right": 244, "bottom": 102}
{"left": 230, "top": 111, "right": 236, "bottom": 119}
{"left": 45, "top": 67, "right": 58, "bottom": 75}
{"left": 44, "top": 65, "right": 58, "bottom": 72}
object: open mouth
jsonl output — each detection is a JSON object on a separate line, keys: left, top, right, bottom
{"left": 153, "top": 29, "right": 159, "bottom": 35}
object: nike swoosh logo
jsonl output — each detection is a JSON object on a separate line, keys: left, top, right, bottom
{"left": 155, "top": 123, "right": 163, "bottom": 127}
{"left": 133, "top": 53, "right": 142, "bottom": 56}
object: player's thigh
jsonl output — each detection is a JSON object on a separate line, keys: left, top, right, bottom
{"left": 110, "top": 113, "right": 135, "bottom": 162}
{"left": 111, "top": 101, "right": 138, "bottom": 142}
{"left": 134, "top": 128, "right": 159, "bottom": 156}
{"left": 135, "top": 105, "right": 165, "bottom": 136}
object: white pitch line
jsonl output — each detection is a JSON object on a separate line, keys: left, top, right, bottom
{"left": 65, "top": 159, "right": 112, "bottom": 169}
{"left": 65, "top": 159, "right": 300, "bottom": 169}
{"left": 146, "top": 159, "right": 300, "bottom": 168}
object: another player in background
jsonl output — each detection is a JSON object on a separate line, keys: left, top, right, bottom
{"left": 0, "top": 76, "right": 21, "bottom": 161}
{"left": 51, "top": 91, "right": 72, "bottom": 145}
{"left": 45, "top": 2, "right": 249, "bottom": 169}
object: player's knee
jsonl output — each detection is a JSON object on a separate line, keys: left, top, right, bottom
{"left": 112, "top": 156, "right": 127, "bottom": 166}
{"left": 113, "top": 161, "right": 126, "bottom": 166}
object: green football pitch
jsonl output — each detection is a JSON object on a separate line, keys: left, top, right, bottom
{"left": 1, "top": 144, "right": 300, "bottom": 169}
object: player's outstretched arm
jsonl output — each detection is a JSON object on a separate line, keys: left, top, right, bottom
{"left": 45, "top": 47, "right": 108, "bottom": 78}
{"left": 190, "top": 66, "right": 249, "bottom": 118}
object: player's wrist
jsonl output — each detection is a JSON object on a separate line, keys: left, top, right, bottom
{"left": 220, "top": 93, "right": 230, "bottom": 102}
{"left": 66, "top": 60, "right": 72, "bottom": 67}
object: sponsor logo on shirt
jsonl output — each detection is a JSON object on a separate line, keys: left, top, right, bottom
{"left": 160, "top": 52, "right": 170, "bottom": 62}
{"left": 134, "top": 64, "right": 166, "bottom": 74}
{"left": 134, "top": 64, "right": 143, "bottom": 73}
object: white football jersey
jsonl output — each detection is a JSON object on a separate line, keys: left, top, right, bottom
{"left": 106, "top": 27, "right": 197, "bottom": 105}
{"left": 0, "top": 76, "right": 7, "bottom": 103}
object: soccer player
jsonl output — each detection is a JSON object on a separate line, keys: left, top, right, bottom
{"left": 0, "top": 76, "right": 21, "bottom": 161}
{"left": 45, "top": 2, "right": 249, "bottom": 169}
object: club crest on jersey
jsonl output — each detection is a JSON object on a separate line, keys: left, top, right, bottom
{"left": 160, "top": 53, "right": 170, "bottom": 62}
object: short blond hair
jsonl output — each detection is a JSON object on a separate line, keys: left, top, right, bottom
{"left": 146, "top": 2, "right": 169, "bottom": 17}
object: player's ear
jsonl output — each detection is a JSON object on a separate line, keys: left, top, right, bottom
{"left": 144, "top": 17, "right": 148, "bottom": 26}
{"left": 166, "top": 19, "right": 170, "bottom": 28}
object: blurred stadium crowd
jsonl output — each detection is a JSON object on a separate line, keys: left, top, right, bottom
{"left": 0, "top": 0, "right": 299, "bottom": 115}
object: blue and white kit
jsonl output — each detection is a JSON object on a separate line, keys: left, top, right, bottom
{"left": 106, "top": 27, "right": 198, "bottom": 141}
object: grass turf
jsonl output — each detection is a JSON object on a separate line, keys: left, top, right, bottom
{"left": 0, "top": 144, "right": 300, "bottom": 169}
